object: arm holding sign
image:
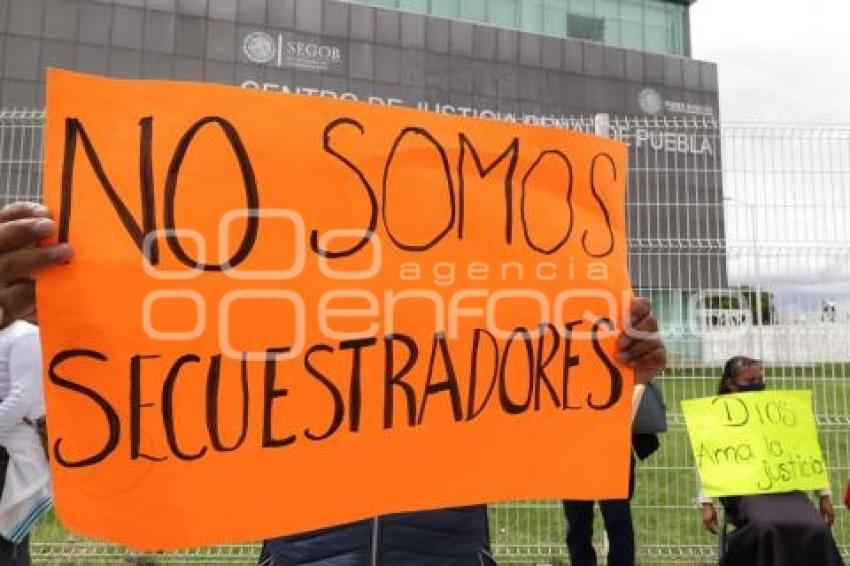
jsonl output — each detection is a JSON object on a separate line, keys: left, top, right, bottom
{"left": 0, "top": 203, "right": 72, "bottom": 328}
{"left": 617, "top": 297, "right": 666, "bottom": 386}
{"left": 694, "top": 468, "right": 719, "bottom": 534}
{"left": 820, "top": 493, "right": 835, "bottom": 526}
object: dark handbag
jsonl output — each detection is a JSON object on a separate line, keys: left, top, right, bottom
{"left": 24, "top": 417, "right": 49, "bottom": 461}
{"left": 633, "top": 382, "right": 668, "bottom": 434}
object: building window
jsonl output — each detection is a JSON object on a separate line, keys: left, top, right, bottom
{"left": 567, "top": 13, "right": 605, "bottom": 43}
{"left": 459, "top": 0, "right": 488, "bottom": 22}
{"left": 487, "top": 0, "right": 519, "bottom": 28}
{"left": 341, "top": 0, "right": 689, "bottom": 57}
{"left": 542, "top": 5, "right": 567, "bottom": 37}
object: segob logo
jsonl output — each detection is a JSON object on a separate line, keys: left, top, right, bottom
{"left": 241, "top": 31, "right": 343, "bottom": 70}
{"left": 242, "top": 31, "right": 276, "bottom": 64}
{"left": 638, "top": 88, "right": 663, "bottom": 115}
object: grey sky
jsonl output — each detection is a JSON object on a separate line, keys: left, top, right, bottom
{"left": 689, "top": 0, "right": 850, "bottom": 315}
{"left": 690, "top": 0, "right": 850, "bottom": 120}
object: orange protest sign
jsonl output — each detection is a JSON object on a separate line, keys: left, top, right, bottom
{"left": 39, "top": 69, "right": 633, "bottom": 550}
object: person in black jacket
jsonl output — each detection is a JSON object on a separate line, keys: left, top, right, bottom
{"left": 0, "top": 202, "right": 667, "bottom": 566}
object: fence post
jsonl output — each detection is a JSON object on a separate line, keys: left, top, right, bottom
{"left": 594, "top": 113, "right": 610, "bottom": 138}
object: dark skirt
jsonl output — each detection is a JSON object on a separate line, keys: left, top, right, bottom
{"left": 723, "top": 492, "right": 844, "bottom": 566}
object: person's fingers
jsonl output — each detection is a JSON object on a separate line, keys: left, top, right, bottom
{"left": 632, "top": 312, "right": 659, "bottom": 334}
{"left": 633, "top": 345, "right": 667, "bottom": 368}
{"left": 0, "top": 202, "right": 67, "bottom": 327}
{"left": 0, "top": 217, "right": 58, "bottom": 253}
{"left": 619, "top": 298, "right": 659, "bottom": 349}
{"left": 0, "top": 244, "right": 73, "bottom": 286}
{"left": 0, "top": 280, "right": 36, "bottom": 326}
{"left": 617, "top": 334, "right": 662, "bottom": 363}
{"left": 0, "top": 202, "right": 50, "bottom": 222}
{"left": 824, "top": 507, "right": 835, "bottom": 526}
{"left": 629, "top": 297, "right": 652, "bottom": 326}
{"left": 632, "top": 347, "right": 668, "bottom": 384}
{"left": 618, "top": 297, "right": 666, "bottom": 382}
{"left": 700, "top": 505, "right": 717, "bottom": 532}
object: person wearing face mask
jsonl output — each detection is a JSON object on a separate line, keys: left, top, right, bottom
{"left": 697, "top": 356, "right": 843, "bottom": 566}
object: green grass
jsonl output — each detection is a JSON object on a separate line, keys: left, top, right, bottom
{"left": 27, "top": 367, "right": 850, "bottom": 565}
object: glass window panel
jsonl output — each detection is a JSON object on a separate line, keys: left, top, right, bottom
{"left": 518, "top": 0, "right": 542, "bottom": 34}
{"left": 596, "top": 0, "right": 619, "bottom": 19}
{"left": 398, "top": 0, "right": 427, "bottom": 12}
{"left": 459, "top": 0, "right": 487, "bottom": 21}
{"left": 431, "top": 0, "right": 460, "bottom": 18}
{"left": 542, "top": 5, "right": 566, "bottom": 36}
{"left": 488, "top": 0, "right": 518, "bottom": 27}
{"left": 342, "top": 0, "right": 687, "bottom": 55}
{"left": 668, "top": 3, "right": 685, "bottom": 54}
{"left": 643, "top": 23, "right": 667, "bottom": 54}
{"left": 569, "top": 0, "right": 594, "bottom": 16}
{"left": 644, "top": 3, "right": 666, "bottom": 26}
{"left": 666, "top": 17, "right": 682, "bottom": 54}
{"left": 668, "top": 27, "right": 681, "bottom": 55}
{"left": 620, "top": 0, "right": 643, "bottom": 23}
{"left": 567, "top": 12, "right": 604, "bottom": 42}
{"left": 621, "top": 20, "right": 643, "bottom": 50}
{"left": 604, "top": 15, "right": 620, "bottom": 45}
{"left": 664, "top": 4, "right": 685, "bottom": 55}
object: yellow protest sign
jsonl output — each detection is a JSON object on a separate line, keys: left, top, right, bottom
{"left": 39, "top": 69, "right": 634, "bottom": 550}
{"left": 682, "top": 390, "right": 829, "bottom": 497}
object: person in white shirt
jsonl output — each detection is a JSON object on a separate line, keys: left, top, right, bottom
{"left": 0, "top": 319, "right": 51, "bottom": 565}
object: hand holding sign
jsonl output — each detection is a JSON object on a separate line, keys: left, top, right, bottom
{"left": 0, "top": 203, "right": 73, "bottom": 327}
{"left": 618, "top": 297, "right": 665, "bottom": 385}
{"left": 39, "top": 69, "right": 637, "bottom": 550}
